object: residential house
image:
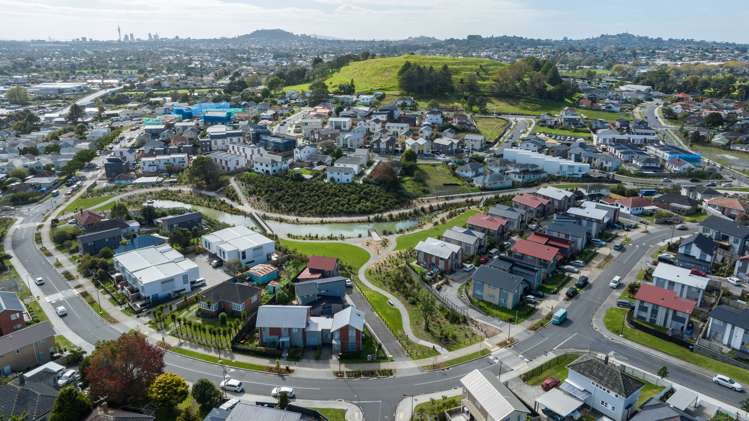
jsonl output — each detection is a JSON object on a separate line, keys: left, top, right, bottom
{"left": 459, "top": 369, "right": 530, "bottom": 421}
{"left": 198, "top": 281, "right": 261, "bottom": 318}
{"left": 527, "top": 232, "right": 574, "bottom": 258}
{"left": 654, "top": 193, "right": 699, "bottom": 215}
{"left": 201, "top": 225, "right": 275, "bottom": 267}
{"left": 488, "top": 205, "right": 524, "bottom": 231}
{"left": 518, "top": 137, "right": 546, "bottom": 153}
{"left": 113, "top": 244, "right": 198, "bottom": 303}
{"left": 432, "top": 137, "right": 460, "bottom": 155}
{"left": 546, "top": 221, "right": 589, "bottom": 253}
{"left": 464, "top": 134, "right": 485, "bottom": 152}
{"left": 564, "top": 356, "right": 644, "bottom": 421}
{"left": 0, "top": 292, "right": 27, "bottom": 335}
{"left": 606, "top": 196, "right": 652, "bottom": 216}
{"left": 415, "top": 237, "right": 463, "bottom": 273}
{"left": 78, "top": 227, "right": 124, "bottom": 255}
{"left": 565, "top": 206, "right": 609, "bottom": 239}
{"left": 208, "top": 151, "right": 250, "bottom": 172}
{"left": 85, "top": 406, "right": 156, "bottom": 421}
{"left": 441, "top": 226, "right": 485, "bottom": 257}
{"left": 489, "top": 256, "right": 544, "bottom": 290}
{"left": 472, "top": 172, "right": 513, "bottom": 190}
{"left": 140, "top": 154, "right": 188, "bottom": 174}
{"left": 700, "top": 215, "right": 749, "bottom": 256}
{"left": 294, "top": 276, "right": 347, "bottom": 308}
{"left": 424, "top": 110, "right": 444, "bottom": 125}
{"left": 331, "top": 306, "right": 365, "bottom": 354}
{"left": 511, "top": 238, "right": 561, "bottom": 276}
{"left": 298, "top": 256, "right": 340, "bottom": 281}
{"left": 247, "top": 264, "right": 279, "bottom": 286}
{"left": 535, "top": 186, "right": 575, "bottom": 212}
{"left": 155, "top": 212, "right": 202, "bottom": 233}
{"left": 634, "top": 283, "right": 696, "bottom": 335}
{"left": 503, "top": 148, "right": 590, "bottom": 177}
{"left": 256, "top": 305, "right": 310, "bottom": 348}
{"left": 677, "top": 234, "right": 717, "bottom": 273}
{"left": 405, "top": 138, "right": 431, "bottom": 155}
{"left": 512, "top": 193, "right": 550, "bottom": 220}
{"left": 456, "top": 162, "right": 483, "bottom": 179}
{"left": 0, "top": 321, "right": 55, "bottom": 375}
{"left": 256, "top": 305, "right": 363, "bottom": 353}
{"left": 326, "top": 166, "right": 355, "bottom": 184}
{"left": 471, "top": 265, "right": 525, "bottom": 310}
{"left": 252, "top": 154, "right": 288, "bottom": 175}
{"left": 467, "top": 213, "right": 508, "bottom": 242}
{"left": 682, "top": 186, "right": 721, "bottom": 203}
{"left": 705, "top": 197, "right": 746, "bottom": 220}
{"left": 651, "top": 262, "right": 709, "bottom": 306}
{"left": 706, "top": 305, "right": 749, "bottom": 352}
{"left": 74, "top": 210, "right": 105, "bottom": 227}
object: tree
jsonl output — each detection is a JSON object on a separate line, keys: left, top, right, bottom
{"left": 704, "top": 112, "right": 724, "bottom": 128}
{"left": 85, "top": 331, "right": 165, "bottom": 406}
{"left": 191, "top": 378, "right": 222, "bottom": 414}
{"left": 148, "top": 373, "right": 189, "bottom": 410}
{"left": 50, "top": 386, "right": 92, "bottom": 421}
{"left": 10, "top": 110, "right": 40, "bottom": 134}
{"left": 141, "top": 205, "right": 157, "bottom": 225}
{"left": 741, "top": 398, "right": 749, "bottom": 413}
{"left": 176, "top": 404, "right": 202, "bottom": 421}
{"left": 400, "top": 149, "right": 417, "bottom": 176}
{"left": 308, "top": 80, "right": 329, "bottom": 105}
{"left": 44, "top": 143, "right": 61, "bottom": 154}
{"left": 110, "top": 202, "right": 130, "bottom": 220}
{"left": 68, "top": 103, "right": 84, "bottom": 123}
{"left": 657, "top": 366, "right": 669, "bottom": 383}
{"left": 218, "top": 312, "right": 228, "bottom": 326}
{"left": 278, "top": 391, "right": 290, "bottom": 409}
{"left": 169, "top": 227, "right": 192, "bottom": 249}
{"left": 5, "top": 86, "right": 29, "bottom": 105}
{"left": 186, "top": 156, "right": 222, "bottom": 190}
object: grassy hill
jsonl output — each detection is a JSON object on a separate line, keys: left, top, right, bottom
{"left": 285, "top": 54, "right": 503, "bottom": 95}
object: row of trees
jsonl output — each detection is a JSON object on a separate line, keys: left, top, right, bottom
{"left": 398, "top": 62, "right": 454, "bottom": 97}
{"left": 493, "top": 57, "right": 577, "bottom": 101}
{"left": 154, "top": 310, "right": 244, "bottom": 350}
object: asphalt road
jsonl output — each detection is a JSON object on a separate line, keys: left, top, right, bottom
{"left": 10, "top": 188, "right": 747, "bottom": 420}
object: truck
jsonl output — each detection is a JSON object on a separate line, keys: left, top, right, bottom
{"left": 551, "top": 308, "right": 567, "bottom": 325}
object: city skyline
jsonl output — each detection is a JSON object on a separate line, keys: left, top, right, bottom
{"left": 0, "top": 0, "right": 748, "bottom": 44}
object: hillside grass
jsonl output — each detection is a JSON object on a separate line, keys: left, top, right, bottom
{"left": 63, "top": 193, "right": 113, "bottom": 213}
{"left": 400, "top": 164, "right": 478, "bottom": 197}
{"left": 475, "top": 116, "right": 510, "bottom": 142}
{"left": 396, "top": 208, "right": 480, "bottom": 250}
{"left": 286, "top": 54, "right": 503, "bottom": 94}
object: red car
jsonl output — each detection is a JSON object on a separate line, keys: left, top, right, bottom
{"left": 479, "top": 256, "right": 490, "bottom": 264}
{"left": 541, "top": 377, "right": 560, "bottom": 391}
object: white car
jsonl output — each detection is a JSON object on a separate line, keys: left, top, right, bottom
{"left": 344, "top": 278, "right": 353, "bottom": 287}
{"left": 271, "top": 386, "right": 295, "bottom": 398}
{"left": 713, "top": 374, "right": 744, "bottom": 392}
{"left": 34, "top": 277, "right": 45, "bottom": 285}
{"left": 609, "top": 276, "right": 621, "bottom": 289}
{"left": 463, "top": 264, "right": 475, "bottom": 272}
{"left": 56, "top": 369, "right": 79, "bottom": 388}
{"left": 219, "top": 378, "right": 244, "bottom": 393}
{"left": 56, "top": 306, "right": 68, "bottom": 317}
{"left": 561, "top": 265, "right": 579, "bottom": 273}
{"left": 727, "top": 276, "right": 744, "bottom": 286}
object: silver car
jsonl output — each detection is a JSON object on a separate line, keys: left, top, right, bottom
{"left": 713, "top": 375, "right": 743, "bottom": 392}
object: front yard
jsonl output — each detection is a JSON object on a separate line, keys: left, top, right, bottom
{"left": 395, "top": 208, "right": 480, "bottom": 250}
{"left": 522, "top": 352, "right": 581, "bottom": 385}
{"left": 463, "top": 281, "right": 536, "bottom": 323}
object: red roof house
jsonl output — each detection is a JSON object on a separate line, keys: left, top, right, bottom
{"left": 527, "top": 233, "right": 573, "bottom": 257}
{"left": 635, "top": 283, "right": 696, "bottom": 314}
{"left": 511, "top": 238, "right": 561, "bottom": 275}
{"left": 298, "top": 256, "right": 340, "bottom": 281}
{"left": 512, "top": 193, "right": 550, "bottom": 219}
{"left": 634, "top": 283, "right": 696, "bottom": 333}
{"left": 467, "top": 214, "right": 508, "bottom": 240}
{"left": 74, "top": 210, "right": 105, "bottom": 226}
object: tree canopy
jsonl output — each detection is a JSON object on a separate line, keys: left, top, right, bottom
{"left": 186, "top": 156, "right": 223, "bottom": 190}
{"left": 50, "top": 386, "right": 92, "bottom": 421}
{"left": 493, "top": 57, "right": 576, "bottom": 101}
{"left": 5, "top": 86, "right": 29, "bottom": 105}
{"left": 398, "top": 62, "right": 454, "bottom": 97}
{"left": 148, "top": 373, "right": 190, "bottom": 410}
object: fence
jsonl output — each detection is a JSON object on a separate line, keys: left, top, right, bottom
{"left": 694, "top": 342, "right": 749, "bottom": 371}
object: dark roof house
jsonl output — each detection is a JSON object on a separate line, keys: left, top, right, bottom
{"left": 568, "top": 356, "right": 644, "bottom": 397}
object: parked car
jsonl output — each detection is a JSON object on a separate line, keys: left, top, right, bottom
{"left": 56, "top": 305, "right": 67, "bottom": 317}
{"left": 190, "top": 278, "right": 207, "bottom": 288}
{"left": 210, "top": 258, "right": 223, "bottom": 268}
{"left": 525, "top": 295, "right": 539, "bottom": 305}
{"left": 345, "top": 278, "right": 353, "bottom": 287}
{"left": 528, "top": 289, "right": 545, "bottom": 298}
{"left": 575, "top": 276, "right": 589, "bottom": 289}
{"left": 565, "top": 287, "right": 579, "bottom": 299}
{"left": 56, "top": 369, "right": 79, "bottom": 388}
{"left": 662, "top": 177, "right": 672, "bottom": 183}
{"left": 727, "top": 276, "right": 744, "bottom": 286}
{"left": 617, "top": 299, "right": 634, "bottom": 309}
{"left": 34, "top": 277, "right": 44, "bottom": 285}
{"left": 561, "top": 265, "right": 579, "bottom": 273}
{"left": 541, "top": 377, "right": 560, "bottom": 391}
{"left": 592, "top": 239, "right": 606, "bottom": 247}
{"left": 219, "top": 399, "right": 240, "bottom": 411}
{"left": 570, "top": 260, "right": 585, "bottom": 267}
{"left": 675, "top": 224, "right": 688, "bottom": 231}
{"left": 613, "top": 243, "right": 625, "bottom": 251}
{"left": 271, "top": 386, "right": 295, "bottom": 398}
{"left": 463, "top": 263, "right": 475, "bottom": 272}
{"left": 219, "top": 378, "right": 244, "bottom": 393}
{"left": 657, "top": 253, "right": 676, "bottom": 264}
{"left": 609, "top": 276, "right": 622, "bottom": 289}
{"left": 713, "top": 375, "right": 744, "bottom": 392}
{"left": 479, "top": 256, "right": 490, "bottom": 264}
{"left": 551, "top": 308, "right": 567, "bottom": 325}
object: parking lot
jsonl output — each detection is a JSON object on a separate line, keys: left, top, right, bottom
{"left": 192, "top": 254, "right": 232, "bottom": 288}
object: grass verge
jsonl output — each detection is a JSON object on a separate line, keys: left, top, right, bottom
{"left": 79, "top": 290, "right": 117, "bottom": 323}
{"left": 309, "top": 408, "right": 346, "bottom": 421}
{"left": 171, "top": 347, "right": 281, "bottom": 373}
{"left": 523, "top": 353, "right": 580, "bottom": 385}
{"left": 63, "top": 193, "right": 114, "bottom": 213}
{"left": 430, "top": 348, "right": 489, "bottom": 370}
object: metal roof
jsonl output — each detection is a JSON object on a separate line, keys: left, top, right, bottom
{"left": 332, "top": 306, "right": 365, "bottom": 332}
{"left": 0, "top": 321, "right": 54, "bottom": 356}
{"left": 256, "top": 305, "right": 310, "bottom": 329}
{"left": 0, "top": 291, "right": 25, "bottom": 312}
{"left": 414, "top": 238, "right": 461, "bottom": 260}
{"left": 535, "top": 388, "right": 584, "bottom": 417}
{"left": 460, "top": 369, "right": 529, "bottom": 419}
{"left": 652, "top": 262, "right": 709, "bottom": 290}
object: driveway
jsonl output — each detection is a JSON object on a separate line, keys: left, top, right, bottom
{"left": 347, "top": 287, "right": 409, "bottom": 361}
{"left": 191, "top": 254, "right": 232, "bottom": 288}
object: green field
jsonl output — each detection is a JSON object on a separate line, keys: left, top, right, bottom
{"left": 63, "top": 193, "right": 113, "bottom": 213}
{"left": 487, "top": 97, "right": 630, "bottom": 122}
{"left": 279, "top": 240, "right": 370, "bottom": 270}
{"left": 475, "top": 117, "right": 510, "bottom": 141}
{"left": 579, "top": 109, "right": 632, "bottom": 122}
{"left": 286, "top": 54, "right": 503, "bottom": 94}
{"left": 534, "top": 126, "right": 593, "bottom": 139}
{"left": 691, "top": 145, "right": 749, "bottom": 175}
{"left": 396, "top": 209, "right": 480, "bottom": 250}
{"left": 400, "top": 164, "right": 479, "bottom": 197}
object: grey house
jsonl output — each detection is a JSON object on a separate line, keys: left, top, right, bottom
{"left": 487, "top": 204, "right": 524, "bottom": 231}
{"left": 294, "top": 276, "right": 347, "bottom": 306}
{"left": 677, "top": 233, "right": 717, "bottom": 272}
{"left": 441, "top": 226, "right": 485, "bottom": 257}
{"left": 546, "top": 220, "right": 589, "bottom": 253}
{"left": 700, "top": 215, "right": 749, "bottom": 257}
{"left": 471, "top": 265, "right": 525, "bottom": 309}
{"left": 706, "top": 305, "right": 749, "bottom": 352}
{"left": 78, "top": 228, "right": 123, "bottom": 255}
{"left": 155, "top": 211, "right": 203, "bottom": 232}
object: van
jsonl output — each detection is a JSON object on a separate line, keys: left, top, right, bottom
{"left": 551, "top": 308, "right": 567, "bottom": 325}
{"left": 191, "top": 278, "right": 207, "bottom": 288}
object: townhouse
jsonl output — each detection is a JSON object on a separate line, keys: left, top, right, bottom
{"left": 415, "top": 237, "right": 463, "bottom": 273}
{"left": 706, "top": 305, "right": 749, "bottom": 352}
{"left": 140, "top": 153, "right": 188, "bottom": 174}
{"left": 512, "top": 193, "right": 550, "bottom": 220}
{"left": 467, "top": 213, "right": 508, "bottom": 242}
{"left": 510, "top": 238, "right": 561, "bottom": 277}
{"left": 488, "top": 205, "right": 524, "bottom": 231}
{"left": 201, "top": 225, "right": 275, "bottom": 267}
{"left": 441, "top": 226, "right": 485, "bottom": 257}
{"left": 535, "top": 186, "right": 575, "bottom": 212}
{"left": 677, "top": 234, "right": 718, "bottom": 273}
{"left": 198, "top": 281, "right": 261, "bottom": 318}
{"left": 113, "top": 244, "right": 198, "bottom": 303}
{"left": 700, "top": 215, "right": 749, "bottom": 256}
{"left": 634, "top": 283, "right": 696, "bottom": 335}
{"left": 471, "top": 265, "right": 525, "bottom": 310}
{"left": 651, "top": 262, "right": 709, "bottom": 306}
{"left": 502, "top": 148, "right": 590, "bottom": 177}
{"left": 545, "top": 220, "right": 589, "bottom": 253}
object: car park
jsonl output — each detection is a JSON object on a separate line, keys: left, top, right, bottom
{"left": 575, "top": 276, "right": 589, "bottom": 289}
{"left": 565, "top": 287, "right": 579, "bottom": 299}
{"left": 219, "top": 378, "right": 244, "bottom": 393}
{"left": 271, "top": 386, "right": 295, "bottom": 398}
{"left": 609, "top": 276, "right": 621, "bottom": 288}
{"left": 713, "top": 375, "right": 743, "bottom": 392}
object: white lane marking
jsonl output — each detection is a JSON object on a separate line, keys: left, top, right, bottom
{"left": 553, "top": 332, "right": 579, "bottom": 350}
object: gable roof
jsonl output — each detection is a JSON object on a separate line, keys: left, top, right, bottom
{"left": 709, "top": 305, "right": 749, "bottom": 331}
{"left": 536, "top": 186, "right": 574, "bottom": 201}
{"left": 568, "top": 355, "right": 644, "bottom": 397}
{"left": 74, "top": 210, "right": 105, "bottom": 226}
{"left": 415, "top": 238, "right": 462, "bottom": 260}
{"left": 331, "top": 306, "right": 365, "bottom": 332}
{"left": 468, "top": 214, "right": 507, "bottom": 231}
{"left": 546, "top": 220, "right": 588, "bottom": 238}
{"left": 472, "top": 265, "right": 525, "bottom": 291}
{"left": 0, "top": 321, "right": 54, "bottom": 356}
{"left": 567, "top": 206, "right": 608, "bottom": 221}
{"left": 527, "top": 233, "right": 572, "bottom": 250}
{"left": 706, "top": 197, "right": 746, "bottom": 212}
{"left": 488, "top": 204, "right": 522, "bottom": 220}
{"left": 701, "top": 215, "right": 749, "bottom": 238}
{"left": 635, "top": 283, "right": 696, "bottom": 314}
{"left": 460, "top": 370, "right": 529, "bottom": 419}
{"left": 681, "top": 233, "right": 716, "bottom": 255}
{"left": 442, "top": 226, "right": 482, "bottom": 245}
{"left": 652, "top": 262, "right": 709, "bottom": 290}
{"left": 511, "top": 238, "right": 560, "bottom": 262}
{"left": 256, "top": 305, "right": 310, "bottom": 329}
{"left": 308, "top": 256, "right": 338, "bottom": 272}
{"left": 83, "top": 218, "right": 129, "bottom": 234}
{"left": 614, "top": 196, "right": 652, "bottom": 209}
{"left": 202, "top": 281, "right": 260, "bottom": 305}
{"left": 512, "top": 193, "right": 550, "bottom": 209}
{"left": 0, "top": 291, "right": 25, "bottom": 313}
{"left": 155, "top": 211, "right": 202, "bottom": 226}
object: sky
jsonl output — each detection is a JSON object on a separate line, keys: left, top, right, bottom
{"left": 0, "top": 0, "right": 748, "bottom": 43}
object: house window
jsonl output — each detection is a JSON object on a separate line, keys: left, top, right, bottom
{"left": 10, "top": 313, "right": 19, "bottom": 321}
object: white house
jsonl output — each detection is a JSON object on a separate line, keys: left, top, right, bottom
{"left": 227, "top": 143, "right": 266, "bottom": 162}
{"left": 328, "top": 117, "right": 353, "bottom": 131}
{"left": 140, "top": 154, "right": 188, "bottom": 174}
{"left": 459, "top": 369, "right": 530, "bottom": 421}
{"left": 424, "top": 110, "right": 443, "bottom": 125}
{"left": 651, "top": 262, "right": 709, "bottom": 306}
{"left": 293, "top": 145, "right": 318, "bottom": 162}
{"left": 113, "top": 244, "right": 198, "bottom": 303}
{"left": 206, "top": 125, "right": 243, "bottom": 151}
{"left": 463, "top": 133, "right": 486, "bottom": 152}
{"left": 384, "top": 122, "right": 410, "bottom": 136}
{"left": 252, "top": 154, "right": 288, "bottom": 175}
{"left": 208, "top": 151, "right": 249, "bottom": 172}
{"left": 706, "top": 305, "right": 749, "bottom": 351}
{"left": 201, "top": 225, "right": 275, "bottom": 267}
{"left": 327, "top": 166, "right": 355, "bottom": 184}
{"left": 405, "top": 138, "right": 431, "bottom": 155}
{"left": 502, "top": 148, "right": 589, "bottom": 177}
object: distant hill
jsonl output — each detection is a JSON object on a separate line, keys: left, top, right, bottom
{"left": 285, "top": 54, "right": 503, "bottom": 94}
{"left": 238, "top": 29, "right": 303, "bottom": 42}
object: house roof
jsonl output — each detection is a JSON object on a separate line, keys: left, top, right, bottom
{"left": 701, "top": 215, "right": 749, "bottom": 238}
{"left": 256, "top": 305, "right": 310, "bottom": 329}
{"left": 308, "top": 256, "right": 338, "bottom": 272}
{"left": 78, "top": 227, "right": 123, "bottom": 244}
{"left": 248, "top": 264, "right": 277, "bottom": 277}
{"left": 527, "top": 233, "right": 572, "bottom": 250}
{"left": 512, "top": 193, "right": 550, "bottom": 209}
{"left": 0, "top": 291, "right": 24, "bottom": 313}
{"left": 202, "top": 225, "right": 274, "bottom": 253}
{"left": 706, "top": 197, "right": 746, "bottom": 212}
{"left": 0, "top": 321, "right": 54, "bottom": 356}
{"left": 332, "top": 306, "right": 365, "bottom": 332}
{"left": 205, "top": 402, "right": 302, "bottom": 421}
{"left": 512, "top": 238, "right": 560, "bottom": 262}
{"left": 709, "top": 305, "right": 749, "bottom": 331}
{"left": 0, "top": 380, "right": 58, "bottom": 421}
{"left": 75, "top": 210, "right": 105, "bottom": 225}
{"left": 546, "top": 220, "right": 588, "bottom": 238}
{"left": 615, "top": 196, "right": 652, "bottom": 209}
{"left": 681, "top": 234, "right": 716, "bottom": 255}
{"left": 472, "top": 265, "right": 525, "bottom": 292}
{"left": 85, "top": 407, "right": 155, "bottom": 420}
{"left": 652, "top": 262, "right": 709, "bottom": 290}
{"left": 415, "top": 238, "right": 462, "bottom": 260}
{"left": 635, "top": 283, "right": 696, "bottom": 314}
{"left": 202, "top": 281, "right": 260, "bottom": 305}
{"left": 83, "top": 218, "right": 129, "bottom": 233}
{"left": 113, "top": 244, "right": 197, "bottom": 286}
{"left": 155, "top": 211, "right": 202, "bottom": 226}
{"left": 536, "top": 186, "right": 574, "bottom": 201}
{"left": 460, "top": 370, "right": 529, "bottom": 419}
{"left": 567, "top": 355, "right": 644, "bottom": 397}
{"left": 567, "top": 206, "right": 608, "bottom": 221}
{"left": 442, "top": 226, "right": 482, "bottom": 246}
{"left": 468, "top": 214, "right": 507, "bottom": 231}
{"left": 488, "top": 204, "right": 522, "bottom": 220}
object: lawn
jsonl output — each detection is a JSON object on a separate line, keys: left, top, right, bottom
{"left": 395, "top": 208, "right": 480, "bottom": 250}
{"left": 604, "top": 308, "right": 749, "bottom": 384}
{"left": 431, "top": 348, "right": 490, "bottom": 369}
{"left": 171, "top": 347, "right": 278, "bottom": 373}
{"left": 475, "top": 117, "right": 510, "bottom": 142}
{"left": 691, "top": 144, "right": 749, "bottom": 175}
{"left": 578, "top": 109, "right": 632, "bottom": 122}
{"left": 279, "top": 240, "right": 370, "bottom": 270}
{"left": 286, "top": 54, "right": 503, "bottom": 95}
{"left": 465, "top": 282, "right": 536, "bottom": 323}
{"left": 523, "top": 353, "right": 581, "bottom": 385}
{"left": 400, "top": 163, "right": 479, "bottom": 197}
{"left": 487, "top": 97, "right": 568, "bottom": 115}
{"left": 309, "top": 408, "right": 346, "bottom": 421}
{"left": 412, "top": 395, "right": 462, "bottom": 421}
{"left": 534, "top": 126, "right": 593, "bottom": 139}
{"left": 638, "top": 383, "right": 665, "bottom": 408}
{"left": 63, "top": 193, "right": 113, "bottom": 213}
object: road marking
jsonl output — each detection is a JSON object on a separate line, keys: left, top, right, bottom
{"left": 165, "top": 362, "right": 321, "bottom": 389}
{"left": 553, "top": 332, "right": 578, "bottom": 350}
{"left": 518, "top": 336, "right": 548, "bottom": 354}
{"left": 413, "top": 372, "right": 469, "bottom": 386}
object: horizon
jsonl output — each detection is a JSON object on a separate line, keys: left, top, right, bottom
{"left": 0, "top": 0, "right": 748, "bottom": 44}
